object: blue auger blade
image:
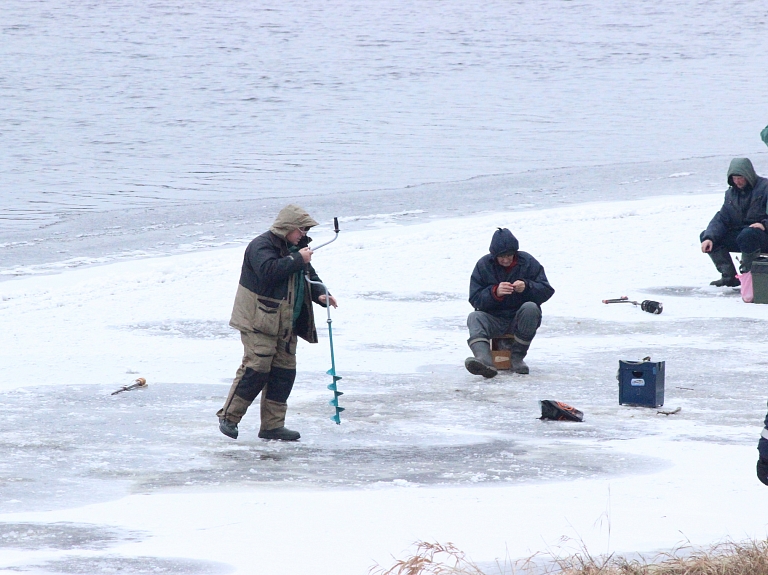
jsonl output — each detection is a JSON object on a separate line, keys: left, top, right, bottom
{"left": 329, "top": 392, "right": 345, "bottom": 406}
{"left": 326, "top": 360, "right": 343, "bottom": 423}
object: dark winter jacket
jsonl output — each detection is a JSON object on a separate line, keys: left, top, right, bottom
{"left": 469, "top": 250, "right": 555, "bottom": 320}
{"left": 759, "top": 406, "right": 768, "bottom": 460}
{"left": 230, "top": 205, "right": 326, "bottom": 343}
{"left": 702, "top": 158, "right": 768, "bottom": 244}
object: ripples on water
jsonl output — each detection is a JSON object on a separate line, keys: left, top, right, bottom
{"left": 0, "top": 0, "right": 767, "bottom": 268}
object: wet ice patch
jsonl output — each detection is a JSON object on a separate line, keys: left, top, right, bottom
{"left": 539, "top": 316, "right": 760, "bottom": 341}
{"left": 0, "top": 522, "right": 143, "bottom": 550}
{"left": 20, "top": 555, "right": 232, "bottom": 574}
{"left": 121, "top": 320, "right": 235, "bottom": 340}
{"left": 356, "top": 291, "right": 464, "bottom": 302}
{"left": 641, "top": 285, "right": 741, "bottom": 298}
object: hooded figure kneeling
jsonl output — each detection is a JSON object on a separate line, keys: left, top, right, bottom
{"left": 465, "top": 228, "right": 554, "bottom": 377}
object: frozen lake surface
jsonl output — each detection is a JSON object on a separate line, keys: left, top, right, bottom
{"left": 2, "top": 196, "right": 768, "bottom": 574}
{"left": 2, "top": 2, "right": 768, "bottom": 573}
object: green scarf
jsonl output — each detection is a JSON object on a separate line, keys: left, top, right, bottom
{"left": 289, "top": 246, "right": 306, "bottom": 327}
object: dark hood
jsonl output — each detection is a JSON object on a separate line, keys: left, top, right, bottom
{"left": 727, "top": 158, "right": 758, "bottom": 189}
{"left": 489, "top": 228, "right": 519, "bottom": 257}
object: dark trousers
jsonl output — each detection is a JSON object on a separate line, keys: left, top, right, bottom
{"left": 700, "top": 227, "right": 768, "bottom": 254}
{"left": 467, "top": 302, "right": 542, "bottom": 346}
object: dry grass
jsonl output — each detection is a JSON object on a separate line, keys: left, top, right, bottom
{"left": 371, "top": 540, "right": 768, "bottom": 575}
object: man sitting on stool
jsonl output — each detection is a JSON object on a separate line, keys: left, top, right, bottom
{"left": 465, "top": 228, "right": 555, "bottom": 377}
{"left": 700, "top": 157, "right": 768, "bottom": 287}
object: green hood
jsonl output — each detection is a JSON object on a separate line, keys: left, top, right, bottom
{"left": 269, "top": 204, "right": 319, "bottom": 239}
{"left": 727, "top": 157, "right": 758, "bottom": 189}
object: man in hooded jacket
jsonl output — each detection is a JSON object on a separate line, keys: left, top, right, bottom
{"left": 700, "top": 158, "right": 768, "bottom": 287}
{"left": 217, "top": 205, "right": 337, "bottom": 441}
{"left": 465, "top": 228, "right": 554, "bottom": 377}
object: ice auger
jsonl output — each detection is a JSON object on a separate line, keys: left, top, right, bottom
{"left": 306, "top": 217, "right": 344, "bottom": 424}
{"left": 602, "top": 296, "right": 663, "bottom": 314}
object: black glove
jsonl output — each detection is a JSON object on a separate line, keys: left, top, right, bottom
{"left": 757, "top": 458, "right": 768, "bottom": 486}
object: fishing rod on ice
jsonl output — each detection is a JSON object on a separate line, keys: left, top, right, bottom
{"left": 305, "top": 217, "right": 345, "bottom": 424}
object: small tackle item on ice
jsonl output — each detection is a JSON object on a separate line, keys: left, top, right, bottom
{"left": 111, "top": 377, "right": 147, "bottom": 395}
{"left": 602, "top": 296, "right": 662, "bottom": 314}
{"left": 699, "top": 157, "right": 768, "bottom": 287}
{"left": 538, "top": 400, "right": 584, "bottom": 422}
{"left": 465, "top": 228, "right": 555, "bottom": 378}
{"left": 217, "top": 205, "right": 340, "bottom": 441}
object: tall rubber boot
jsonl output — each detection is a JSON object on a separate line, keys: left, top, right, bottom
{"left": 258, "top": 395, "right": 300, "bottom": 441}
{"left": 509, "top": 341, "right": 530, "bottom": 374}
{"left": 708, "top": 249, "right": 739, "bottom": 287}
{"left": 464, "top": 340, "right": 498, "bottom": 378}
{"left": 740, "top": 250, "right": 760, "bottom": 274}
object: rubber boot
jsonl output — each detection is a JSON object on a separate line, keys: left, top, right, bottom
{"left": 258, "top": 426, "right": 301, "bottom": 440}
{"left": 740, "top": 250, "right": 760, "bottom": 274}
{"left": 218, "top": 417, "right": 238, "bottom": 439}
{"left": 708, "top": 249, "right": 739, "bottom": 287}
{"left": 258, "top": 398, "right": 300, "bottom": 441}
{"left": 464, "top": 340, "right": 498, "bottom": 378}
{"left": 509, "top": 341, "right": 530, "bottom": 374}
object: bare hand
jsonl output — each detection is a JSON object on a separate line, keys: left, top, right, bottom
{"left": 496, "top": 282, "right": 515, "bottom": 296}
{"left": 750, "top": 222, "right": 766, "bottom": 231}
{"left": 299, "top": 247, "right": 313, "bottom": 263}
{"left": 701, "top": 240, "right": 713, "bottom": 253}
{"left": 511, "top": 280, "right": 526, "bottom": 293}
{"left": 319, "top": 294, "right": 338, "bottom": 308}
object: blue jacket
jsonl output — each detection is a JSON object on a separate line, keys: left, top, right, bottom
{"left": 702, "top": 158, "right": 768, "bottom": 243}
{"left": 469, "top": 251, "right": 554, "bottom": 319}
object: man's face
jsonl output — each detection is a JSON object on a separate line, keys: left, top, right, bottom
{"left": 286, "top": 227, "right": 309, "bottom": 245}
{"left": 496, "top": 253, "right": 516, "bottom": 267}
{"left": 733, "top": 175, "right": 748, "bottom": 189}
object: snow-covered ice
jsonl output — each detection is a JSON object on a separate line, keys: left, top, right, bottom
{"left": 3, "top": 0, "right": 768, "bottom": 572}
{"left": 2, "top": 193, "right": 768, "bottom": 574}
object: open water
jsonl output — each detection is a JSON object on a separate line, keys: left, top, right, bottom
{"left": 1, "top": 0, "right": 768, "bottom": 274}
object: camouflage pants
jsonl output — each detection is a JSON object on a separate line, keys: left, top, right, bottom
{"left": 217, "top": 330, "right": 297, "bottom": 431}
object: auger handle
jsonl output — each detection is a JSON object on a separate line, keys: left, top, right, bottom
{"left": 602, "top": 296, "right": 629, "bottom": 304}
{"left": 311, "top": 217, "right": 340, "bottom": 251}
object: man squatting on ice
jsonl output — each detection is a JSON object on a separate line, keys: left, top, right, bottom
{"left": 465, "top": 228, "right": 554, "bottom": 378}
{"left": 217, "top": 205, "right": 337, "bottom": 441}
{"left": 700, "top": 157, "right": 768, "bottom": 287}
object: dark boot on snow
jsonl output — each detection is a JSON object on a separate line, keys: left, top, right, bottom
{"left": 258, "top": 426, "right": 301, "bottom": 441}
{"left": 218, "top": 417, "right": 239, "bottom": 439}
{"left": 710, "top": 275, "right": 740, "bottom": 287}
{"left": 708, "top": 249, "right": 739, "bottom": 286}
{"left": 740, "top": 250, "right": 761, "bottom": 274}
{"left": 509, "top": 341, "right": 530, "bottom": 374}
{"left": 464, "top": 341, "right": 498, "bottom": 378}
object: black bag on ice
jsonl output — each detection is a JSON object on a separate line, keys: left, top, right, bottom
{"left": 539, "top": 400, "right": 584, "bottom": 422}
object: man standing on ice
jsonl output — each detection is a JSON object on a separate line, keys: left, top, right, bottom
{"left": 700, "top": 157, "right": 768, "bottom": 287}
{"left": 217, "top": 205, "right": 337, "bottom": 441}
{"left": 465, "top": 228, "right": 554, "bottom": 377}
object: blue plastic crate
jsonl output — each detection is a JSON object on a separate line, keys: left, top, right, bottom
{"left": 618, "top": 360, "right": 665, "bottom": 407}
